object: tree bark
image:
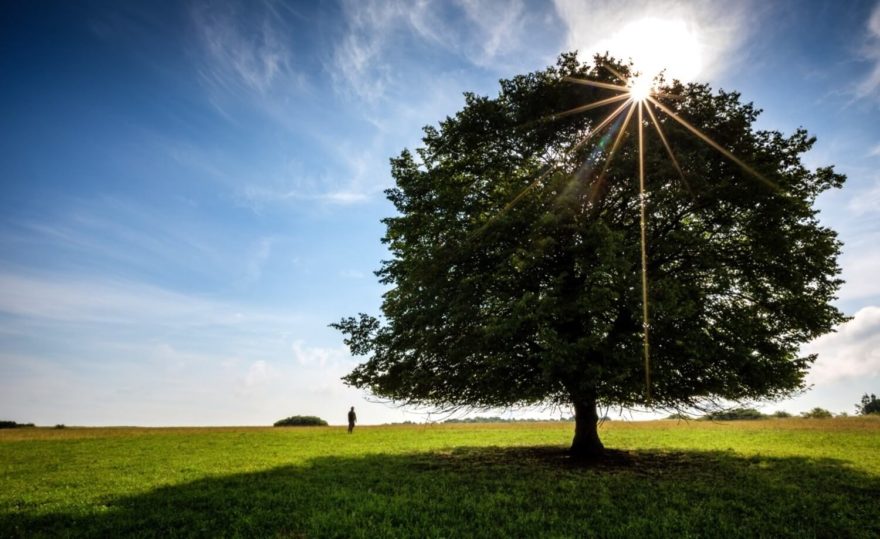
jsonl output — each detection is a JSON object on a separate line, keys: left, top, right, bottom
{"left": 570, "top": 397, "right": 605, "bottom": 459}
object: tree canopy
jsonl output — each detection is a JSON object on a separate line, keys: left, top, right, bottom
{"left": 857, "top": 393, "right": 880, "bottom": 415}
{"left": 333, "top": 54, "right": 846, "bottom": 457}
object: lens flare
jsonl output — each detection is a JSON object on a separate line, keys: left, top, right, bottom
{"left": 629, "top": 75, "right": 653, "bottom": 101}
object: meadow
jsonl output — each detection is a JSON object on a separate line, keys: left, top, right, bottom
{"left": 1, "top": 417, "right": 878, "bottom": 538}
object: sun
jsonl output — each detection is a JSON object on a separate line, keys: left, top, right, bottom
{"left": 596, "top": 17, "right": 702, "bottom": 83}
{"left": 628, "top": 74, "right": 654, "bottom": 101}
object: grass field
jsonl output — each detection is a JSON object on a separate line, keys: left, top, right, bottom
{"left": 2, "top": 417, "right": 879, "bottom": 538}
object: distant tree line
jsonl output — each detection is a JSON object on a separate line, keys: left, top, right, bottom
{"left": 442, "top": 416, "right": 578, "bottom": 424}
{"left": 666, "top": 403, "right": 878, "bottom": 421}
{"left": 0, "top": 421, "right": 35, "bottom": 429}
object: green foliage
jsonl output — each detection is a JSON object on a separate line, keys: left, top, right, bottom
{"left": 857, "top": 393, "right": 880, "bottom": 415}
{"left": 0, "top": 421, "right": 35, "bottom": 429}
{"left": 273, "top": 416, "right": 328, "bottom": 427}
{"left": 444, "top": 416, "right": 508, "bottom": 423}
{"left": 771, "top": 410, "right": 792, "bottom": 418}
{"left": 704, "top": 407, "right": 765, "bottom": 420}
{"left": 1, "top": 421, "right": 878, "bottom": 537}
{"left": 441, "top": 416, "right": 572, "bottom": 424}
{"left": 333, "top": 53, "right": 846, "bottom": 430}
{"left": 802, "top": 407, "right": 833, "bottom": 419}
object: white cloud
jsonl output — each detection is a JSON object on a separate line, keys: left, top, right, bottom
{"left": 244, "top": 237, "right": 274, "bottom": 283}
{"left": 291, "top": 340, "right": 351, "bottom": 368}
{"left": 847, "top": 180, "right": 880, "bottom": 216}
{"left": 806, "top": 305, "right": 880, "bottom": 384}
{"left": 553, "top": 0, "right": 756, "bottom": 82}
{"left": 837, "top": 244, "right": 880, "bottom": 302}
{"left": 243, "top": 359, "right": 271, "bottom": 388}
{"left": 339, "top": 269, "right": 366, "bottom": 279}
{"left": 855, "top": 2, "right": 880, "bottom": 100}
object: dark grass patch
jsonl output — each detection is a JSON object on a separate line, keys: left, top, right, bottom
{"left": 3, "top": 446, "right": 878, "bottom": 538}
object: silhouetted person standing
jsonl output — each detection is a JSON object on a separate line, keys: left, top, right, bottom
{"left": 347, "top": 406, "right": 357, "bottom": 433}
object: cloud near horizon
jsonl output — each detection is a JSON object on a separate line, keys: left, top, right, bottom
{"left": 0, "top": 271, "right": 369, "bottom": 426}
{"left": 806, "top": 305, "right": 880, "bottom": 384}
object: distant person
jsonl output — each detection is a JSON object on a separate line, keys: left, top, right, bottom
{"left": 347, "top": 406, "right": 357, "bottom": 434}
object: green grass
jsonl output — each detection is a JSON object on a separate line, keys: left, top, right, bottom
{"left": 2, "top": 418, "right": 879, "bottom": 538}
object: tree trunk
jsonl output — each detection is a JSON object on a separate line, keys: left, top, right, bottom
{"left": 570, "top": 398, "right": 605, "bottom": 459}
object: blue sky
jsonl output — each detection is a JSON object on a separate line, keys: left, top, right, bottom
{"left": 1, "top": 0, "right": 879, "bottom": 426}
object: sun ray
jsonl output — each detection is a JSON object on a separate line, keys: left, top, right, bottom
{"left": 473, "top": 98, "right": 634, "bottom": 237}
{"left": 589, "top": 100, "right": 637, "bottom": 206}
{"left": 647, "top": 96, "right": 784, "bottom": 194}
{"left": 553, "top": 93, "right": 630, "bottom": 119}
{"left": 643, "top": 99, "right": 695, "bottom": 197}
{"left": 601, "top": 63, "right": 628, "bottom": 84}
{"left": 637, "top": 102, "right": 651, "bottom": 403}
{"left": 572, "top": 98, "right": 632, "bottom": 153}
{"left": 562, "top": 76, "right": 629, "bottom": 93}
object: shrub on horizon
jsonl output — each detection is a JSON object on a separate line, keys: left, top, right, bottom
{"left": 273, "top": 416, "right": 328, "bottom": 427}
{"left": 801, "top": 407, "right": 833, "bottom": 419}
{"left": 857, "top": 393, "right": 880, "bottom": 415}
{"left": 703, "top": 408, "right": 765, "bottom": 421}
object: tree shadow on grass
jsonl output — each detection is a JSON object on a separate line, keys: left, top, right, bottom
{"left": 3, "top": 447, "right": 879, "bottom": 538}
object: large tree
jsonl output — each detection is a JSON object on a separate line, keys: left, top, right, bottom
{"left": 333, "top": 54, "right": 846, "bottom": 458}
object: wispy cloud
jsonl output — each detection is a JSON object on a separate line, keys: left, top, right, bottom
{"left": 338, "top": 269, "right": 366, "bottom": 279}
{"left": 855, "top": 2, "right": 880, "bottom": 101}
{"left": 0, "top": 271, "right": 298, "bottom": 328}
{"left": 191, "top": 0, "right": 294, "bottom": 95}
{"left": 2, "top": 194, "right": 282, "bottom": 289}
{"left": 331, "top": 0, "right": 546, "bottom": 102}
{"left": 239, "top": 183, "right": 370, "bottom": 209}
{"left": 806, "top": 305, "right": 880, "bottom": 384}
{"left": 452, "top": 0, "right": 530, "bottom": 67}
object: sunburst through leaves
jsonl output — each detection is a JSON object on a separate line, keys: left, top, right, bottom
{"left": 497, "top": 62, "right": 784, "bottom": 405}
